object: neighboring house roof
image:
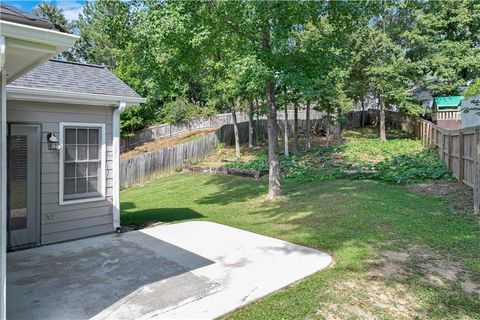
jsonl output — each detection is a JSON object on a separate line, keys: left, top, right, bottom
{"left": 0, "top": 4, "right": 59, "bottom": 31}
{"left": 8, "top": 60, "right": 146, "bottom": 105}
{"left": 410, "top": 84, "right": 433, "bottom": 102}
{"left": 433, "top": 96, "right": 463, "bottom": 110}
{"left": 461, "top": 94, "right": 480, "bottom": 108}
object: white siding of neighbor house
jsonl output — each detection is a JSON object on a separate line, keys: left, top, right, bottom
{"left": 7, "top": 100, "right": 114, "bottom": 244}
{"left": 461, "top": 95, "right": 480, "bottom": 129}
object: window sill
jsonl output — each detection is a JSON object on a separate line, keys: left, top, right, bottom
{"left": 59, "top": 196, "right": 106, "bottom": 206}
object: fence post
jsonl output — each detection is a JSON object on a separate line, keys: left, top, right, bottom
{"left": 475, "top": 128, "right": 480, "bottom": 215}
{"left": 448, "top": 132, "right": 453, "bottom": 170}
{"left": 459, "top": 131, "right": 464, "bottom": 182}
{"left": 426, "top": 122, "right": 430, "bottom": 147}
{"left": 439, "top": 131, "right": 444, "bottom": 160}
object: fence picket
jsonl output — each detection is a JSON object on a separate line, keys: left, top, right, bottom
{"left": 415, "top": 119, "right": 479, "bottom": 214}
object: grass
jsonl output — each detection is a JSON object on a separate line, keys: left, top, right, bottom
{"left": 121, "top": 127, "right": 480, "bottom": 319}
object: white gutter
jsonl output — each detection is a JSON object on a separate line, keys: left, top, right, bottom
{"left": 0, "top": 20, "right": 78, "bottom": 52}
{"left": 7, "top": 86, "right": 146, "bottom": 106}
{"left": 112, "top": 101, "right": 127, "bottom": 230}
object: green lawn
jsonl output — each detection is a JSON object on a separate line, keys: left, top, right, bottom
{"left": 121, "top": 129, "right": 480, "bottom": 319}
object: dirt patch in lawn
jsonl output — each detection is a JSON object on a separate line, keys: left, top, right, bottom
{"left": 121, "top": 128, "right": 216, "bottom": 160}
{"left": 371, "top": 246, "right": 480, "bottom": 294}
{"left": 406, "top": 180, "right": 473, "bottom": 214}
{"left": 320, "top": 245, "right": 479, "bottom": 319}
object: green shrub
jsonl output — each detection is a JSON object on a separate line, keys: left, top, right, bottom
{"left": 344, "top": 148, "right": 451, "bottom": 184}
{"left": 224, "top": 127, "right": 451, "bottom": 185}
{"left": 163, "top": 98, "right": 216, "bottom": 124}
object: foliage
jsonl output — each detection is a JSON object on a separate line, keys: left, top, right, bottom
{"left": 162, "top": 98, "right": 216, "bottom": 124}
{"left": 404, "top": 0, "right": 480, "bottom": 96}
{"left": 464, "top": 79, "right": 480, "bottom": 98}
{"left": 32, "top": 1, "right": 76, "bottom": 61}
{"left": 224, "top": 127, "right": 450, "bottom": 185}
{"left": 344, "top": 148, "right": 451, "bottom": 184}
{"left": 33, "top": 1, "right": 69, "bottom": 32}
{"left": 120, "top": 104, "right": 160, "bottom": 137}
{"left": 225, "top": 153, "right": 305, "bottom": 176}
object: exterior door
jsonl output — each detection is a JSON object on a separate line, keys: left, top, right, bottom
{"left": 7, "top": 124, "right": 41, "bottom": 249}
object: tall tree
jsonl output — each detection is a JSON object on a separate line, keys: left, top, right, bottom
{"left": 33, "top": 1, "right": 76, "bottom": 61}
{"left": 33, "top": 1, "right": 69, "bottom": 32}
{"left": 405, "top": 0, "right": 480, "bottom": 96}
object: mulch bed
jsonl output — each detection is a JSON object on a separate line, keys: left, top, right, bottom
{"left": 183, "top": 165, "right": 265, "bottom": 179}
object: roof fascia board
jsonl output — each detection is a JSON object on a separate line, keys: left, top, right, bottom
{"left": 0, "top": 20, "right": 78, "bottom": 51}
{"left": 6, "top": 86, "right": 146, "bottom": 106}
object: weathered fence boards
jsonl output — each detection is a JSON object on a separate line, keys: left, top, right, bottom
{"left": 120, "top": 110, "right": 412, "bottom": 189}
{"left": 121, "top": 109, "right": 325, "bottom": 151}
{"left": 416, "top": 119, "right": 479, "bottom": 214}
{"left": 120, "top": 133, "right": 221, "bottom": 188}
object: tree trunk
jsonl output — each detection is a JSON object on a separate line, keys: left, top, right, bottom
{"left": 361, "top": 98, "right": 366, "bottom": 127}
{"left": 231, "top": 105, "right": 241, "bottom": 158}
{"left": 332, "top": 108, "right": 342, "bottom": 141}
{"left": 305, "top": 100, "right": 311, "bottom": 151}
{"left": 379, "top": 94, "right": 386, "bottom": 142}
{"left": 326, "top": 111, "right": 331, "bottom": 148}
{"left": 283, "top": 87, "right": 289, "bottom": 157}
{"left": 265, "top": 77, "right": 282, "bottom": 199}
{"left": 255, "top": 97, "right": 260, "bottom": 143}
{"left": 248, "top": 100, "right": 254, "bottom": 149}
{"left": 293, "top": 101, "right": 299, "bottom": 153}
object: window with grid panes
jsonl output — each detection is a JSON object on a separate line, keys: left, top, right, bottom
{"left": 63, "top": 127, "right": 102, "bottom": 200}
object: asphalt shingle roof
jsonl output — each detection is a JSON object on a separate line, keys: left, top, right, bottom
{"left": 0, "top": 4, "right": 58, "bottom": 31}
{"left": 9, "top": 60, "right": 143, "bottom": 99}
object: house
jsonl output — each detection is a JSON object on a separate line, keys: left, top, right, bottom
{"left": 460, "top": 95, "right": 480, "bottom": 129}
{"left": 0, "top": 4, "right": 145, "bottom": 318}
{"left": 432, "top": 96, "right": 463, "bottom": 130}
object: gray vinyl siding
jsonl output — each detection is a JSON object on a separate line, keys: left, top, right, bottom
{"left": 1, "top": 71, "right": 5, "bottom": 319}
{"left": 7, "top": 100, "right": 115, "bottom": 244}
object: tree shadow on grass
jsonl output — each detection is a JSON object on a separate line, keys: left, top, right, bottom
{"left": 121, "top": 202, "right": 205, "bottom": 225}
{"left": 194, "top": 174, "right": 268, "bottom": 206}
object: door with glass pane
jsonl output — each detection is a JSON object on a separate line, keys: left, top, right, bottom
{"left": 8, "top": 124, "right": 40, "bottom": 249}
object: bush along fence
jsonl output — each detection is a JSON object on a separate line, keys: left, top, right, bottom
{"left": 416, "top": 119, "right": 479, "bottom": 214}
{"left": 120, "top": 110, "right": 412, "bottom": 189}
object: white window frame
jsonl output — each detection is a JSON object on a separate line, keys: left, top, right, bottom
{"left": 59, "top": 122, "right": 106, "bottom": 205}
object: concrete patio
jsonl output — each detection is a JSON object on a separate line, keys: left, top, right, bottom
{"left": 7, "top": 221, "right": 332, "bottom": 319}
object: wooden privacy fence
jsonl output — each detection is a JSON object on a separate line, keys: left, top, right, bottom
{"left": 120, "top": 110, "right": 412, "bottom": 189}
{"left": 416, "top": 119, "right": 480, "bottom": 214}
{"left": 121, "top": 109, "right": 324, "bottom": 151}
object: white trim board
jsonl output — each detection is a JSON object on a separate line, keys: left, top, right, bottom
{"left": 0, "top": 20, "right": 78, "bottom": 51}
{"left": 58, "top": 122, "right": 107, "bottom": 206}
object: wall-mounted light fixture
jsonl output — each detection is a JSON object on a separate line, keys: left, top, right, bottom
{"left": 47, "top": 132, "right": 60, "bottom": 150}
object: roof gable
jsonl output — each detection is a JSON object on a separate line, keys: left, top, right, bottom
{"left": 8, "top": 60, "right": 144, "bottom": 101}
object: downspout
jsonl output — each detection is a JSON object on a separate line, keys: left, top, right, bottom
{"left": 112, "top": 101, "right": 126, "bottom": 231}
{"left": 0, "top": 35, "right": 5, "bottom": 70}
{"left": 0, "top": 34, "right": 6, "bottom": 320}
